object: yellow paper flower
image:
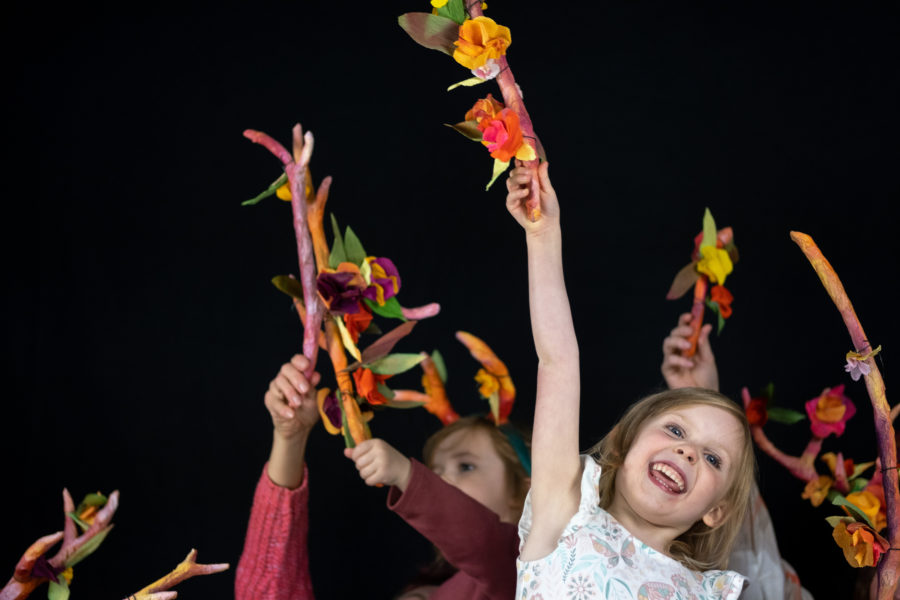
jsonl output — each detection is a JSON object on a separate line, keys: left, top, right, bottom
{"left": 431, "top": 0, "right": 449, "bottom": 6}
{"left": 801, "top": 475, "right": 833, "bottom": 507}
{"left": 696, "top": 245, "right": 733, "bottom": 285}
{"left": 276, "top": 182, "right": 292, "bottom": 201}
{"left": 453, "top": 17, "right": 511, "bottom": 71}
{"left": 832, "top": 520, "right": 890, "bottom": 568}
{"left": 475, "top": 368, "right": 500, "bottom": 398}
{"left": 844, "top": 490, "right": 886, "bottom": 531}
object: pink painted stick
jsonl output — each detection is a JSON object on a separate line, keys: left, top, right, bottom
{"left": 401, "top": 302, "right": 441, "bottom": 321}
{"left": 790, "top": 231, "right": 898, "bottom": 600}
{"left": 467, "top": 2, "right": 542, "bottom": 221}
{"left": 742, "top": 388, "right": 821, "bottom": 481}
{"left": 243, "top": 125, "right": 322, "bottom": 376}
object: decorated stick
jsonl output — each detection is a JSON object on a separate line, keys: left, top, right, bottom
{"left": 1, "top": 490, "right": 119, "bottom": 600}
{"left": 123, "top": 549, "right": 229, "bottom": 600}
{"left": 790, "top": 231, "right": 898, "bottom": 599}
{"left": 456, "top": 330, "right": 515, "bottom": 424}
{"left": 464, "top": 2, "right": 541, "bottom": 221}
{"left": 243, "top": 125, "right": 322, "bottom": 377}
{"left": 684, "top": 276, "right": 709, "bottom": 358}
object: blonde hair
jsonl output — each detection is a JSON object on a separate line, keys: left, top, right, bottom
{"left": 423, "top": 415, "right": 531, "bottom": 516}
{"left": 587, "top": 387, "right": 756, "bottom": 571}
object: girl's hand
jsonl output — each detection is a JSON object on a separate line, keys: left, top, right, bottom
{"left": 265, "top": 354, "right": 322, "bottom": 441}
{"left": 505, "top": 162, "right": 558, "bottom": 232}
{"left": 344, "top": 439, "right": 412, "bottom": 491}
{"left": 661, "top": 313, "right": 718, "bottom": 391}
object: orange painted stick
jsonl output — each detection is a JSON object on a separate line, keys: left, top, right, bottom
{"left": 684, "top": 275, "right": 709, "bottom": 358}
{"left": 124, "top": 549, "right": 229, "bottom": 600}
{"left": 790, "top": 231, "right": 898, "bottom": 600}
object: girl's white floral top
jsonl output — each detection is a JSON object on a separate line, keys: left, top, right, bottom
{"left": 516, "top": 456, "right": 746, "bottom": 600}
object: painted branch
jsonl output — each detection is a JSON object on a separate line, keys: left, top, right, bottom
{"left": 307, "top": 175, "right": 333, "bottom": 271}
{"left": 742, "top": 388, "right": 820, "bottom": 481}
{"left": 684, "top": 275, "right": 709, "bottom": 357}
{"left": 291, "top": 298, "right": 327, "bottom": 351}
{"left": 125, "top": 549, "right": 228, "bottom": 600}
{"left": 833, "top": 451, "right": 851, "bottom": 495}
{"left": 401, "top": 302, "right": 441, "bottom": 321}
{"left": 790, "top": 231, "right": 898, "bottom": 600}
{"left": 1, "top": 533, "right": 63, "bottom": 600}
{"left": 51, "top": 489, "right": 119, "bottom": 570}
{"left": 243, "top": 126, "right": 322, "bottom": 378}
{"left": 418, "top": 354, "right": 460, "bottom": 425}
{"left": 467, "top": 2, "right": 542, "bottom": 221}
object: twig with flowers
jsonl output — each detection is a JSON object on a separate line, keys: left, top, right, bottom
{"left": 787, "top": 231, "right": 898, "bottom": 600}
{"left": 666, "top": 208, "right": 738, "bottom": 356}
{"left": 398, "top": 0, "right": 545, "bottom": 220}
{"left": 243, "top": 124, "right": 441, "bottom": 446}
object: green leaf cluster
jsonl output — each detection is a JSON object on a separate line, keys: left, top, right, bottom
{"left": 242, "top": 173, "right": 288, "bottom": 206}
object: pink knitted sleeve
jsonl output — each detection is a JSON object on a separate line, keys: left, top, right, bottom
{"left": 235, "top": 463, "right": 315, "bottom": 600}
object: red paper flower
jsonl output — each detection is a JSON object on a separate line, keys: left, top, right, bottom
{"left": 745, "top": 397, "right": 768, "bottom": 427}
{"left": 710, "top": 285, "right": 733, "bottom": 319}
{"left": 804, "top": 384, "right": 856, "bottom": 438}
{"left": 352, "top": 368, "right": 391, "bottom": 406}
{"left": 343, "top": 305, "right": 373, "bottom": 344}
{"left": 479, "top": 108, "right": 524, "bottom": 162}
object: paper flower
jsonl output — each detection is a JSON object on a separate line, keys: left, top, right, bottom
{"left": 744, "top": 396, "right": 768, "bottom": 427}
{"left": 466, "top": 94, "right": 505, "bottom": 123}
{"left": 317, "top": 270, "right": 364, "bottom": 315}
{"left": 317, "top": 389, "right": 343, "bottom": 435}
{"left": 352, "top": 368, "right": 391, "bottom": 406}
{"left": 362, "top": 257, "right": 401, "bottom": 306}
{"left": 801, "top": 474, "right": 833, "bottom": 507}
{"left": 844, "top": 490, "right": 887, "bottom": 532}
{"left": 472, "top": 58, "right": 501, "bottom": 80}
{"left": 696, "top": 245, "right": 734, "bottom": 285}
{"left": 804, "top": 384, "right": 856, "bottom": 438}
{"left": 431, "top": 0, "right": 449, "bottom": 6}
{"left": 709, "top": 285, "right": 733, "bottom": 319}
{"left": 843, "top": 356, "right": 870, "bottom": 381}
{"left": 863, "top": 468, "right": 888, "bottom": 532}
{"left": 832, "top": 520, "right": 890, "bottom": 568}
{"left": 475, "top": 368, "right": 500, "bottom": 398}
{"left": 452, "top": 17, "right": 511, "bottom": 71}
{"left": 479, "top": 108, "right": 525, "bottom": 161}
{"left": 343, "top": 306, "right": 373, "bottom": 344}
{"left": 821, "top": 452, "right": 854, "bottom": 479}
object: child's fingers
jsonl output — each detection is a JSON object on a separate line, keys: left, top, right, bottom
{"left": 289, "top": 354, "right": 311, "bottom": 373}
{"left": 280, "top": 362, "right": 310, "bottom": 396}
{"left": 677, "top": 313, "right": 693, "bottom": 327}
{"left": 264, "top": 385, "right": 294, "bottom": 420}
{"left": 536, "top": 162, "right": 552, "bottom": 193}
{"left": 272, "top": 374, "right": 302, "bottom": 408}
{"left": 662, "top": 335, "right": 691, "bottom": 355}
{"left": 664, "top": 354, "right": 695, "bottom": 370}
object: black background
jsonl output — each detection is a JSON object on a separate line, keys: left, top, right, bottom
{"left": 5, "top": 2, "right": 898, "bottom": 598}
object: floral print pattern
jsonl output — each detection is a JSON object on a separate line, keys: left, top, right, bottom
{"left": 517, "top": 457, "right": 745, "bottom": 600}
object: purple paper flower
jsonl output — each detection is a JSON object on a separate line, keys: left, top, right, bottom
{"left": 317, "top": 271, "right": 363, "bottom": 315}
{"left": 362, "top": 257, "right": 401, "bottom": 306}
{"left": 844, "top": 356, "right": 871, "bottom": 382}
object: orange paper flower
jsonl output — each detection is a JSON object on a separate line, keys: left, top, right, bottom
{"left": 465, "top": 94, "right": 505, "bottom": 124}
{"left": 744, "top": 397, "right": 768, "bottom": 427}
{"left": 343, "top": 306, "right": 373, "bottom": 344}
{"left": 453, "top": 17, "right": 511, "bottom": 71}
{"left": 352, "top": 368, "right": 391, "bottom": 406}
{"left": 804, "top": 384, "right": 856, "bottom": 438}
{"left": 832, "top": 520, "right": 890, "bottom": 568}
{"left": 710, "top": 285, "right": 733, "bottom": 318}
{"left": 801, "top": 474, "right": 833, "bottom": 507}
{"left": 475, "top": 368, "right": 500, "bottom": 398}
{"left": 479, "top": 108, "right": 524, "bottom": 162}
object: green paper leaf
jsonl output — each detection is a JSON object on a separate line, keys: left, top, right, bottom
{"left": 851, "top": 478, "right": 869, "bottom": 493}
{"left": 447, "top": 77, "right": 488, "bottom": 91}
{"left": 666, "top": 263, "right": 700, "bottom": 300}
{"left": 75, "top": 493, "right": 107, "bottom": 513}
{"left": 724, "top": 241, "right": 740, "bottom": 265}
{"left": 765, "top": 407, "right": 806, "bottom": 425}
{"left": 386, "top": 398, "right": 426, "bottom": 409}
{"left": 445, "top": 120, "right": 483, "bottom": 141}
{"left": 762, "top": 382, "right": 775, "bottom": 402}
{"left": 431, "top": 349, "right": 448, "bottom": 383}
{"left": 359, "top": 255, "right": 372, "bottom": 284}
{"left": 364, "top": 296, "right": 406, "bottom": 321}
{"left": 242, "top": 173, "right": 288, "bottom": 206}
{"left": 848, "top": 461, "right": 875, "bottom": 480}
{"left": 487, "top": 390, "right": 500, "bottom": 423}
{"left": 48, "top": 579, "right": 70, "bottom": 600}
{"left": 67, "top": 512, "right": 91, "bottom": 532}
{"left": 363, "top": 322, "right": 383, "bottom": 336}
{"left": 271, "top": 275, "right": 304, "bottom": 300}
{"left": 825, "top": 515, "right": 853, "bottom": 528}
{"left": 700, "top": 208, "right": 717, "bottom": 248}
{"left": 65, "top": 525, "right": 112, "bottom": 567}
{"left": 831, "top": 495, "right": 874, "bottom": 528}
{"left": 397, "top": 13, "right": 460, "bottom": 55}
{"left": 343, "top": 226, "right": 367, "bottom": 266}
{"left": 329, "top": 214, "right": 347, "bottom": 269}
{"left": 485, "top": 158, "right": 510, "bottom": 190}
{"left": 705, "top": 299, "right": 726, "bottom": 334}
{"left": 367, "top": 353, "right": 427, "bottom": 375}
{"left": 376, "top": 382, "right": 396, "bottom": 401}
{"left": 340, "top": 394, "right": 355, "bottom": 449}
{"left": 436, "top": 0, "right": 466, "bottom": 24}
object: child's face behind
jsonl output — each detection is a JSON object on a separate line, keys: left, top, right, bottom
{"left": 429, "top": 427, "right": 519, "bottom": 524}
{"left": 610, "top": 404, "right": 744, "bottom": 536}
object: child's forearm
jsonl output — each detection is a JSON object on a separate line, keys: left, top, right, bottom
{"left": 267, "top": 430, "right": 310, "bottom": 489}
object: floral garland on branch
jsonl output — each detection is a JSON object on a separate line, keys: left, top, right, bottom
{"left": 243, "top": 124, "right": 441, "bottom": 447}
{"left": 398, "top": 0, "right": 545, "bottom": 220}
{"left": 666, "top": 208, "right": 738, "bottom": 356}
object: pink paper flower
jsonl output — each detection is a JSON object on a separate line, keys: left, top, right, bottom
{"left": 471, "top": 58, "right": 500, "bottom": 80}
{"left": 844, "top": 356, "right": 871, "bottom": 381}
{"left": 804, "top": 384, "right": 856, "bottom": 438}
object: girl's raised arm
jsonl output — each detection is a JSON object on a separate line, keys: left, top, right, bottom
{"left": 506, "top": 164, "right": 583, "bottom": 559}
